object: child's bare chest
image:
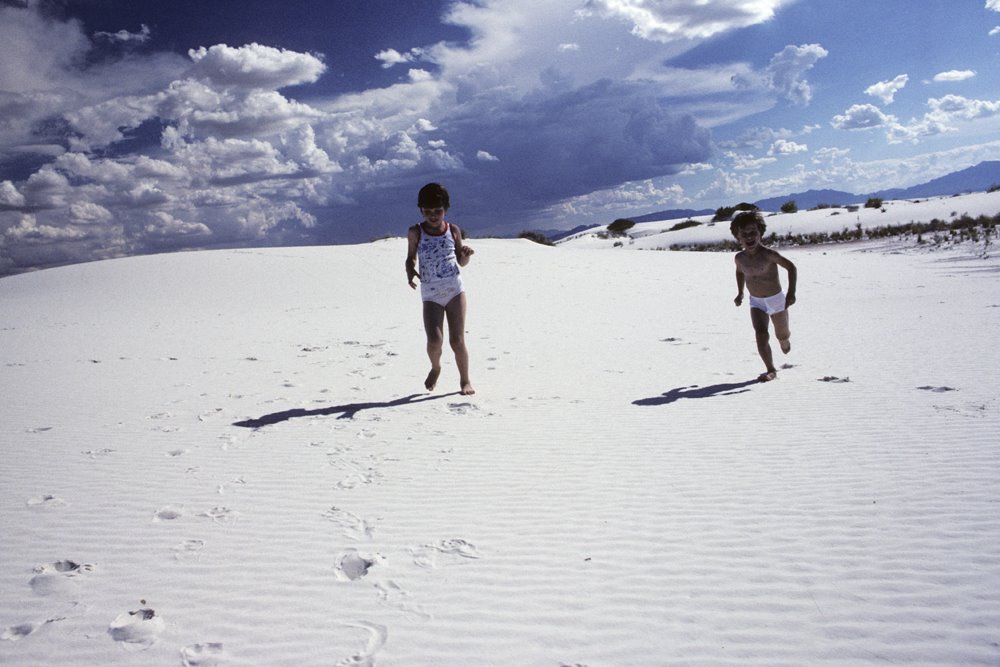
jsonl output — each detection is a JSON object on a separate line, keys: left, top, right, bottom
{"left": 738, "top": 253, "right": 774, "bottom": 277}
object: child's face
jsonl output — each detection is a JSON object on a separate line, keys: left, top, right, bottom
{"left": 421, "top": 207, "right": 446, "bottom": 225}
{"left": 736, "top": 222, "right": 761, "bottom": 249}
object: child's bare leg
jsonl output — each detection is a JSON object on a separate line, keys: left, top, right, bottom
{"left": 751, "top": 307, "right": 776, "bottom": 379}
{"left": 422, "top": 301, "right": 445, "bottom": 391}
{"left": 772, "top": 311, "right": 791, "bottom": 354}
{"left": 445, "top": 293, "right": 474, "bottom": 395}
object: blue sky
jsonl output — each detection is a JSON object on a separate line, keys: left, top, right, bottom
{"left": 2, "top": 0, "right": 999, "bottom": 273}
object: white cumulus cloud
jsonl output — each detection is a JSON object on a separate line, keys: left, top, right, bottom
{"left": 189, "top": 43, "right": 326, "bottom": 89}
{"left": 768, "top": 139, "right": 808, "bottom": 156}
{"left": 0, "top": 180, "right": 26, "bottom": 208}
{"left": 584, "top": 0, "right": 793, "bottom": 41}
{"left": 933, "top": 70, "right": 976, "bottom": 82}
{"left": 831, "top": 104, "right": 896, "bottom": 130}
{"left": 865, "top": 74, "right": 908, "bottom": 105}
{"left": 927, "top": 94, "right": 1000, "bottom": 121}
{"left": 375, "top": 47, "right": 424, "bottom": 68}
{"left": 764, "top": 44, "right": 828, "bottom": 106}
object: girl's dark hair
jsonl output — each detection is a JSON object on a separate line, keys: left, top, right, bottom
{"left": 418, "top": 183, "right": 450, "bottom": 210}
{"left": 730, "top": 210, "right": 766, "bottom": 239}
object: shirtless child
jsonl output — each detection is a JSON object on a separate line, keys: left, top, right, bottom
{"left": 731, "top": 211, "right": 797, "bottom": 382}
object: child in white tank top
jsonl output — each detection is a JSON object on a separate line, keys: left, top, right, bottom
{"left": 405, "top": 183, "right": 476, "bottom": 395}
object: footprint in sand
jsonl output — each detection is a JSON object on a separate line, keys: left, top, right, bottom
{"left": 410, "top": 539, "right": 480, "bottom": 568}
{"left": 331, "top": 456, "right": 385, "bottom": 489}
{"left": 335, "top": 469, "right": 383, "bottom": 490}
{"left": 30, "top": 560, "right": 94, "bottom": 596}
{"left": 917, "top": 385, "right": 957, "bottom": 393}
{"left": 153, "top": 505, "right": 184, "bottom": 522}
{"left": 107, "top": 608, "right": 165, "bottom": 649}
{"left": 26, "top": 494, "right": 67, "bottom": 509}
{"left": 447, "top": 402, "right": 478, "bottom": 415}
{"left": 819, "top": 376, "right": 851, "bottom": 383}
{"left": 333, "top": 550, "right": 382, "bottom": 582}
{"left": 199, "top": 506, "right": 240, "bottom": 525}
{"left": 2, "top": 617, "right": 65, "bottom": 642}
{"left": 82, "top": 448, "right": 115, "bottom": 458}
{"left": 172, "top": 539, "right": 206, "bottom": 561}
{"left": 181, "top": 642, "right": 226, "bottom": 666}
{"left": 374, "top": 581, "right": 430, "bottom": 621}
{"left": 334, "top": 621, "right": 387, "bottom": 667}
{"left": 197, "top": 408, "right": 224, "bottom": 422}
{"left": 216, "top": 476, "right": 247, "bottom": 495}
{"left": 322, "top": 506, "right": 376, "bottom": 541}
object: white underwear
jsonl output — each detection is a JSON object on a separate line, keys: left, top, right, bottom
{"left": 421, "top": 275, "right": 464, "bottom": 307}
{"left": 749, "top": 291, "right": 786, "bottom": 315}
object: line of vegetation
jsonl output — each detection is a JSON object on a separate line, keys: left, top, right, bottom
{"left": 665, "top": 213, "right": 999, "bottom": 252}
{"left": 667, "top": 219, "right": 701, "bottom": 232}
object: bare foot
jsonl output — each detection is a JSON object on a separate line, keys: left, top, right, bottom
{"left": 460, "top": 382, "right": 476, "bottom": 395}
{"left": 424, "top": 367, "right": 441, "bottom": 391}
{"left": 758, "top": 370, "right": 777, "bottom": 382}
{"left": 779, "top": 338, "right": 791, "bottom": 354}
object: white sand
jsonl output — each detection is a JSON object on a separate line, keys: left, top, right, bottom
{"left": 2, "top": 209, "right": 999, "bottom": 665}
{"left": 562, "top": 190, "right": 1000, "bottom": 250}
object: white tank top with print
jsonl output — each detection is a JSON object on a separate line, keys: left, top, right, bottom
{"left": 417, "top": 223, "right": 460, "bottom": 282}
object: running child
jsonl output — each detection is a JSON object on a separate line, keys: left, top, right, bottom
{"left": 405, "top": 183, "right": 476, "bottom": 395}
{"left": 731, "top": 211, "right": 797, "bottom": 382}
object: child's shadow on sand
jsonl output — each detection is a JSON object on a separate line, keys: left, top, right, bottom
{"left": 633, "top": 380, "right": 757, "bottom": 407}
{"left": 233, "top": 392, "right": 459, "bottom": 428}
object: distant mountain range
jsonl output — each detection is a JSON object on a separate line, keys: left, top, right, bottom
{"left": 533, "top": 161, "right": 1000, "bottom": 240}
{"left": 641, "top": 160, "right": 1000, "bottom": 222}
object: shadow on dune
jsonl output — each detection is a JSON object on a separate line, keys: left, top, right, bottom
{"left": 233, "top": 392, "right": 459, "bottom": 428}
{"left": 633, "top": 379, "right": 758, "bottom": 407}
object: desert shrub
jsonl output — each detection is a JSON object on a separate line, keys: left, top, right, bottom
{"left": 865, "top": 197, "right": 883, "bottom": 209}
{"left": 988, "top": 184, "right": 1000, "bottom": 193}
{"left": 712, "top": 207, "right": 733, "bottom": 222}
{"left": 518, "top": 231, "right": 554, "bottom": 246}
{"left": 607, "top": 218, "right": 635, "bottom": 236}
{"left": 809, "top": 203, "right": 831, "bottom": 210}
{"left": 712, "top": 202, "right": 758, "bottom": 222}
{"left": 668, "top": 220, "right": 701, "bottom": 232}
{"left": 780, "top": 200, "right": 798, "bottom": 214}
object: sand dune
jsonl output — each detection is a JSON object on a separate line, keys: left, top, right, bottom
{"left": 561, "top": 190, "right": 1000, "bottom": 251}
{"left": 2, "top": 227, "right": 999, "bottom": 665}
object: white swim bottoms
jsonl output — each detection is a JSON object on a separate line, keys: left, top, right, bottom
{"left": 421, "top": 275, "right": 464, "bottom": 307}
{"left": 749, "top": 291, "right": 786, "bottom": 315}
